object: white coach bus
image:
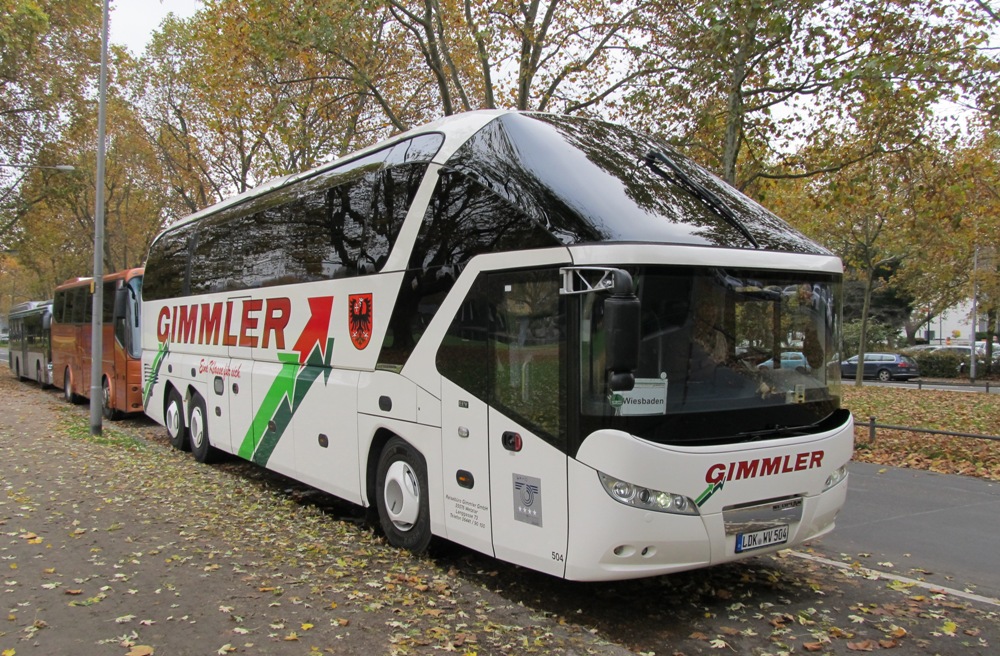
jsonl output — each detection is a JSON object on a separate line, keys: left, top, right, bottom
{"left": 141, "top": 111, "right": 852, "bottom": 581}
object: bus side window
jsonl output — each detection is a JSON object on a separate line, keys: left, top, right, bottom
{"left": 188, "top": 209, "right": 241, "bottom": 294}
{"left": 144, "top": 228, "right": 190, "bottom": 301}
{"left": 103, "top": 281, "right": 116, "bottom": 324}
{"left": 67, "top": 287, "right": 86, "bottom": 324}
{"left": 366, "top": 164, "right": 427, "bottom": 271}
{"left": 53, "top": 291, "right": 66, "bottom": 324}
{"left": 436, "top": 275, "right": 490, "bottom": 400}
{"left": 328, "top": 172, "right": 373, "bottom": 276}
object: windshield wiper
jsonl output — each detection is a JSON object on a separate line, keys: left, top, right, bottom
{"left": 737, "top": 421, "right": 817, "bottom": 441}
{"left": 643, "top": 150, "right": 759, "bottom": 249}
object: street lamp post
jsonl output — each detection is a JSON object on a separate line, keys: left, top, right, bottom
{"left": 89, "top": 0, "right": 110, "bottom": 436}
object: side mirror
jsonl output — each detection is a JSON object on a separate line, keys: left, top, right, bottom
{"left": 605, "top": 271, "right": 640, "bottom": 392}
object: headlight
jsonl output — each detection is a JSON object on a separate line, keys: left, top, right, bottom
{"left": 824, "top": 465, "right": 848, "bottom": 490}
{"left": 598, "top": 472, "right": 699, "bottom": 515}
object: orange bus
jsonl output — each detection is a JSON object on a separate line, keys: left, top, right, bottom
{"left": 52, "top": 268, "right": 143, "bottom": 419}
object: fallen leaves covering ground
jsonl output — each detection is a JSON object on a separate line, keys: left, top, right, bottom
{"left": 843, "top": 386, "right": 1000, "bottom": 481}
{"left": 1, "top": 375, "right": 997, "bottom": 655}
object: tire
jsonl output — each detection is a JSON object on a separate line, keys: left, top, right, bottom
{"left": 101, "top": 376, "right": 122, "bottom": 421}
{"left": 189, "top": 394, "right": 218, "bottom": 463}
{"left": 164, "top": 388, "right": 189, "bottom": 451}
{"left": 63, "top": 367, "right": 80, "bottom": 404}
{"left": 15, "top": 359, "right": 23, "bottom": 382}
{"left": 36, "top": 362, "right": 43, "bottom": 387}
{"left": 375, "top": 437, "right": 432, "bottom": 553}
{"left": 877, "top": 369, "right": 892, "bottom": 382}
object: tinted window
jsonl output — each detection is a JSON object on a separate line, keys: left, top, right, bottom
{"left": 146, "top": 136, "right": 442, "bottom": 300}
{"left": 445, "top": 113, "right": 828, "bottom": 254}
{"left": 381, "top": 173, "right": 559, "bottom": 370}
{"left": 103, "top": 281, "right": 116, "bottom": 323}
{"left": 412, "top": 172, "right": 560, "bottom": 271}
{"left": 435, "top": 268, "right": 565, "bottom": 447}
{"left": 434, "top": 275, "right": 489, "bottom": 397}
{"left": 53, "top": 291, "right": 66, "bottom": 323}
{"left": 144, "top": 229, "right": 190, "bottom": 301}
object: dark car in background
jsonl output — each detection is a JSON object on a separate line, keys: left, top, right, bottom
{"left": 840, "top": 353, "right": 920, "bottom": 381}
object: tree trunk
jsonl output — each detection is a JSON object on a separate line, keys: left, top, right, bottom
{"left": 855, "top": 270, "right": 875, "bottom": 388}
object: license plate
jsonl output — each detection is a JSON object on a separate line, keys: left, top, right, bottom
{"left": 735, "top": 525, "right": 789, "bottom": 553}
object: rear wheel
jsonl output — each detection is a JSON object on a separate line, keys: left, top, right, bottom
{"left": 375, "top": 437, "right": 432, "bottom": 553}
{"left": 877, "top": 368, "right": 892, "bottom": 382}
{"left": 63, "top": 367, "right": 80, "bottom": 404}
{"left": 189, "top": 394, "right": 218, "bottom": 463}
{"left": 15, "top": 359, "right": 23, "bottom": 381}
{"left": 165, "top": 388, "right": 188, "bottom": 451}
{"left": 101, "top": 376, "right": 122, "bottom": 421}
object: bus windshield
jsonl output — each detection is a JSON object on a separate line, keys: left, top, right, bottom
{"left": 578, "top": 266, "right": 842, "bottom": 445}
{"left": 125, "top": 275, "right": 143, "bottom": 359}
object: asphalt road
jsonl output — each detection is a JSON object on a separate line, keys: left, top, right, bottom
{"left": 811, "top": 461, "right": 1000, "bottom": 601}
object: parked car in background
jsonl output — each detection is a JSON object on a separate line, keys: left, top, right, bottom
{"left": 931, "top": 345, "right": 982, "bottom": 360}
{"left": 840, "top": 353, "right": 920, "bottom": 381}
{"left": 758, "top": 351, "right": 812, "bottom": 373}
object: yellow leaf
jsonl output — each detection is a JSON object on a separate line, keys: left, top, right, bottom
{"left": 328, "top": 602, "right": 338, "bottom": 609}
{"left": 941, "top": 620, "right": 957, "bottom": 636}
{"left": 126, "top": 647, "right": 154, "bottom": 656}
{"left": 9, "top": 564, "right": 17, "bottom": 570}
{"left": 283, "top": 632, "right": 299, "bottom": 641}
{"left": 300, "top": 623, "right": 313, "bottom": 631}
{"left": 2, "top": 649, "right": 15, "bottom": 656}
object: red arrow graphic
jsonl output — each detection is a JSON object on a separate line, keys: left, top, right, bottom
{"left": 293, "top": 296, "right": 334, "bottom": 364}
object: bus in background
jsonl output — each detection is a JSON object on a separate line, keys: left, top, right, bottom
{"left": 141, "top": 111, "right": 852, "bottom": 581}
{"left": 7, "top": 300, "right": 53, "bottom": 386}
{"left": 52, "top": 268, "right": 143, "bottom": 419}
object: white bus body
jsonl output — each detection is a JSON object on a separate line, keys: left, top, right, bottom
{"left": 141, "top": 111, "right": 852, "bottom": 581}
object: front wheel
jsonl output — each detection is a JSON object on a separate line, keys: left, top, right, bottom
{"left": 189, "top": 394, "right": 218, "bottom": 464}
{"left": 877, "top": 369, "right": 892, "bottom": 382}
{"left": 375, "top": 437, "right": 432, "bottom": 553}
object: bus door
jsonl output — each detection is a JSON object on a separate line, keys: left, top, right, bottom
{"left": 439, "top": 270, "right": 568, "bottom": 575}
{"left": 106, "top": 280, "right": 125, "bottom": 410}
{"left": 441, "top": 377, "right": 494, "bottom": 556}
{"left": 484, "top": 270, "right": 568, "bottom": 578}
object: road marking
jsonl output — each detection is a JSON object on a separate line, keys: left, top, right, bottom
{"left": 788, "top": 550, "right": 1000, "bottom": 608}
